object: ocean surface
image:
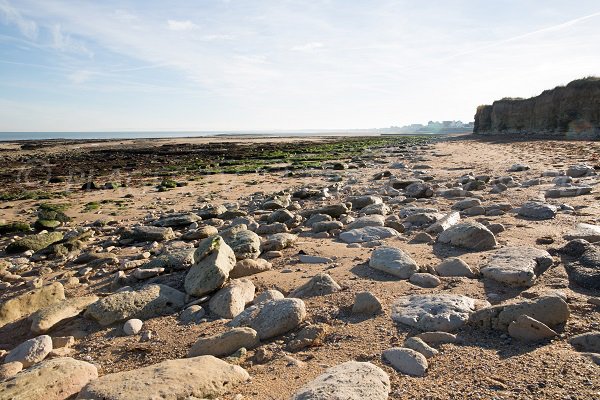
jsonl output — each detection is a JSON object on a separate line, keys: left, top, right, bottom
{"left": 0, "top": 130, "right": 445, "bottom": 141}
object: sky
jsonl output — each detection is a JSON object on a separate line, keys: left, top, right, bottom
{"left": 0, "top": 0, "right": 599, "bottom": 132}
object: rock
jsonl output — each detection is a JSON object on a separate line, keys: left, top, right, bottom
{"left": 507, "top": 314, "right": 557, "bottom": 342}
{"left": 305, "top": 213, "right": 332, "bottom": 227}
{"left": 508, "top": 163, "right": 530, "bottom": 172}
{"left": 340, "top": 227, "right": 400, "bottom": 243}
{"left": 85, "top": 284, "right": 185, "bottom": 326}
{"left": 469, "top": 294, "right": 569, "bottom": 330}
{"left": 452, "top": 198, "right": 482, "bottom": 211}
{"left": 52, "top": 336, "right": 75, "bottom": 349}
{"left": 480, "top": 246, "right": 554, "bottom": 287}
{"left": 565, "top": 223, "right": 600, "bottom": 242}
{"left": 0, "top": 357, "right": 97, "bottom": 400}
{"left": 132, "top": 267, "right": 164, "bottom": 279}
{"left": 198, "top": 204, "right": 227, "bottom": 219}
{"left": 518, "top": 201, "right": 558, "bottom": 220}
{"left": 0, "top": 361, "right": 22, "bottom": 380}
{"left": 188, "top": 327, "right": 259, "bottom": 357}
{"left": 562, "top": 240, "right": 600, "bottom": 288}
{"left": 545, "top": 186, "right": 592, "bottom": 198}
{"left": 180, "top": 305, "right": 206, "bottom": 324}
{"left": 350, "top": 195, "right": 382, "bottom": 209}
{"left": 409, "top": 273, "right": 441, "bottom": 288}
{"left": 261, "top": 233, "right": 298, "bottom": 251}
{"left": 352, "top": 291, "right": 383, "bottom": 315}
{"left": 181, "top": 225, "right": 218, "bottom": 240}
{"left": 230, "top": 298, "right": 306, "bottom": 340}
{"left": 369, "top": 246, "right": 419, "bottom": 279}
{"left": 383, "top": 347, "right": 428, "bottom": 376}
{"left": 362, "top": 203, "right": 390, "bottom": 215}
{"left": 256, "top": 222, "right": 289, "bottom": 235}
{"left": 29, "top": 295, "right": 98, "bottom": 334}
{"left": 570, "top": 332, "right": 600, "bottom": 353}
{"left": 301, "top": 204, "right": 350, "bottom": 218}
{"left": 185, "top": 236, "right": 236, "bottom": 297}
{"left": 435, "top": 257, "right": 477, "bottom": 278}
{"left": 123, "top": 318, "right": 143, "bottom": 335}
{"left": 6, "top": 232, "right": 64, "bottom": 254}
{"left": 254, "top": 289, "right": 285, "bottom": 305}
{"left": 209, "top": 278, "right": 255, "bottom": 319}
{"left": 347, "top": 215, "right": 385, "bottom": 230}
{"left": 404, "top": 337, "right": 438, "bottom": 358}
{"left": 124, "top": 226, "right": 175, "bottom": 242}
{"left": 0, "top": 282, "right": 66, "bottom": 329}
{"left": 426, "top": 211, "right": 460, "bottom": 234}
{"left": 415, "top": 331, "right": 457, "bottom": 345}
{"left": 312, "top": 221, "right": 344, "bottom": 233}
{"left": 153, "top": 213, "right": 200, "bottom": 227}
{"left": 5, "top": 335, "right": 53, "bottom": 368}
{"left": 230, "top": 258, "right": 272, "bottom": 278}
{"left": 292, "top": 361, "right": 390, "bottom": 400}
{"left": 298, "top": 254, "right": 333, "bottom": 264}
{"left": 287, "top": 323, "right": 330, "bottom": 351}
{"left": 76, "top": 356, "right": 249, "bottom": 400}
{"left": 289, "top": 273, "right": 341, "bottom": 298}
{"left": 567, "top": 164, "right": 595, "bottom": 177}
{"left": 437, "top": 222, "right": 497, "bottom": 251}
{"left": 392, "top": 294, "right": 489, "bottom": 332}
{"left": 222, "top": 227, "right": 261, "bottom": 260}
{"left": 405, "top": 182, "right": 433, "bottom": 198}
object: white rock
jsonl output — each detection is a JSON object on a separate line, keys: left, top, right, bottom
{"left": 383, "top": 347, "right": 428, "bottom": 376}
{"left": 123, "top": 318, "right": 143, "bottom": 335}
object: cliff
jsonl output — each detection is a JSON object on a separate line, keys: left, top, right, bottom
{"left": 473, "top": 77, "right": 600, "bottom": 137}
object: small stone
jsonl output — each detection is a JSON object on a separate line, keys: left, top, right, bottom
{"left": 352, "top": 292, "right": 383, "bottom": 315}
{"left": 0, "top": 361, "right": 23, "bottom": 380}
{"left": 123, "top": 318, "right": 143, "bottom": 335}
{"left": 383, "top": 347, "right": 428, "bottom": 376}
{"left": 435, "top": 257, "right": 477, "bottom": 278}
{"left": 180, "top": 305, "right": 206, "bottom": 324}
{"left": 289, "top": 273, "right": 341, "bottom": 298}
{"left": 507, "top": 314, "right": 557, "bottom": 342}
{"left": 403, "top": 337, "right": 438, "bottom": 358}
{"left": 188, "top": 327, "right": 259, "bottom": 357}
{"left": 409, "top": 273, "right": 441, "bottom": 288}
{"left": 415, "top": 331, "right": 457, "bottom": 345}
{"left": 369, "top": 246, "right": 419, "bottom": 279}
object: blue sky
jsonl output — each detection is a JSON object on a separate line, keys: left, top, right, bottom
{"left": 0, "top": 0, "right": 599, "bottom": 132}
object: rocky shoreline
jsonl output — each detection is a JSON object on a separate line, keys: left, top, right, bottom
{"left": 0, "top": 134, "right": 599, "bottom": 399}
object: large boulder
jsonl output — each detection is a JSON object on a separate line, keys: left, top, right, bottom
{"left": 6, "top": 232, "right": 64, "bottom": 254}
{"left": 76, "top": 356, "right": 249, "bottom": 400}
{"left": 469, "top": 294, "right": 569, "bottom": 331}
{"left": 188, "top": 327, "right": 259, "bottom": 357}
{"left": 437, "top": 222, "right": 497, "bottom": 251}
{"left": 0, "top": 282, "right": 65, "bottom": 328}
{"left": 30, "top": 295, "right": 99, "bottom": 333}
{"left": 339, "top": 227, "right": 400, "bottom": 243}
{"left": 184, "top": 236, "right": 236, "bottom": 297}
{"left": 369, "top": 246, "right": 419, "bottom": 279}
{"left": 208, "top": 278, "right": 255, "bottom": 319}
{"left": 84, "top": 284, "right": 185, "bottom": 326}
{"left": 230, "top": 298, "right": 306, "bottom": 340}
{"left": 222, "top": 226, "right": 261, "bottom": 260}
{"left": 292, "top": 361, "right": 390, "bottom": 400}
{"left": 480, "top": 247, "right": 553, "bottom": 287}
{"left": 392, "top": 294, "right": 489, "bottom": 332}
{"left": 0, "top": 357, "right": 97, "bottom": 400}
{"left": 289, "top": 273, "right": 341, "bottom": 298}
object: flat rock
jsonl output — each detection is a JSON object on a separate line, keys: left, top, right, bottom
{"left": 289, "top": 273, "right": 341, "bottom": 298}
{"left": 184, "top": 236, "right": 236, "bottom": 297}
{"left": 298, "top": 254, "right": 333, "bottom": 264}
{"left": 76, "top": 356, "right": 249, "bottom": 400}
{"left": 153, "top": 212, "right": 200, "bottom": 227}
{"left": 404, "top": 337, "right": 438, "bottom": 358}
{"left": 230, "top": 258, "right": 272, "bottom": 278}
{"left": 508, "top": 314, "right": 557, "bottom": 341}
{"left": 209, "top": 278, "right": 255, "bottom": 319}
{"left": 5, "top": 232, "right": 64, "bottom": 254}
{"left": 570, "top": 332, "right": 600, "bottom": 353}
{"left": 415, "top": 331, "right": 457, "bottom": 345}
{"left": 230, "top": 298, "right": 306, "bottom": 340}
{"left": 426, "top": 211, "right": 460, "bottom": 234}
{"left": 369, "top": 246, "right": 419, "bottom": 279}
{"left": 409, "top": 272, "right": 441, "bottom": 288}
{"left": 437, "top": 222, "right": 497, "bottom": 251}
{"left": 392, "top": 294, "right": 489, "bottom": 332}
{"left": 435, "top": 257, "right": 477, "bottom": 278}
{"left": 518, "top": 201, "right": 558, "bottom": 220}
{"left": 0, "top": 282, "right": 65, "bottom": 329}
{"left": 84, "top": 284, "right": 185, "bottom": 326}
{"left": 339, "top": 227, "right": 400, "bottom": 243}
{"left": 383, "top": 347, "right": 428, "bottom": 376}
{"left": 565, "top": 223, "right": 600, "bottom": 242}
{"left": 29, "top": 295, "right": 99, "bottom": 334}
{"left": 125, "top": 226, "right": 175, "bottom": 242}
{"left": 0, "top": 357, "right": 97, "bottom": 400}
{"left": 261, "top": 233, "right": 298, "bottom": 251}
{"left": 480, "top": 247, "right": 553, "bottom": 287}
{"left": 347, "top": 215, "right": 385, "bottom": 230}
{"left": 292, "top": 361, "right": 390, "bottom": 400}
{"left": 545, "top": 186, "right": 592, "bottom": 198}
{"left": 5, "top": 335, "right": 53, "bottom": 368}
{"left": 188, "top": 327, "right": 259, "bottom": 357}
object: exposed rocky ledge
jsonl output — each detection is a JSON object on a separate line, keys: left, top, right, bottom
{"left": 474, "top": 77, "right": 600, "bottom": 137}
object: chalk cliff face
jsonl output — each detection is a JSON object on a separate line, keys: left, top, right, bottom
{"left": 474, "top": 78, "right": 600, "bottom": 137}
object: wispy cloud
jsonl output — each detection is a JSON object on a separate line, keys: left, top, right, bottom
{"left": 167, "top": 19, "right": 198, "bottom": 31}
{"left": 50, "top": 24, "right": 93, "bottom": 57}
{"left": 291, "top": 42, "right": 324, "bottom": 52}
{"left": 0, "top": 0, "right": 37, "bottom": 39}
